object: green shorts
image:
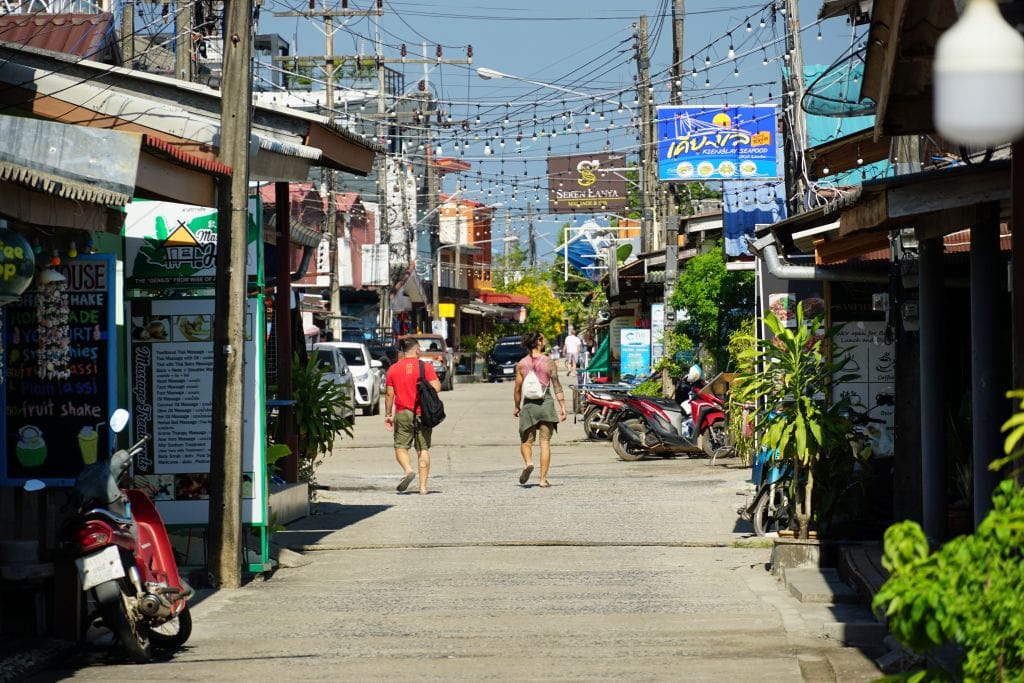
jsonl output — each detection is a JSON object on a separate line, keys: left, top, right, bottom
{"left": 394, "top": 409, "right": 432, "bottom": 451}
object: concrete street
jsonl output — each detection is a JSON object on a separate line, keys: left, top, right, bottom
{"left": 38, "top": 381, "right": 881, "bottom": 682}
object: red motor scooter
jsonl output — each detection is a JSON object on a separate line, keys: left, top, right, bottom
{"left": 65, "top": 409, "right": 193, "bottom": 662}
{"left": 610, "top": 375, "right": 728, "bottom": 461}
{"left": 581, "top": 385, "right": 631, "bottom": 440}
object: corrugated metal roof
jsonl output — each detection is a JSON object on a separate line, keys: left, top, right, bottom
{"left": 0, "top": 13, "right": 118, "bottom": 62}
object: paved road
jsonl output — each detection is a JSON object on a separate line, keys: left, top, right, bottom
{"left": 39, "top": 381, "right": 879, "bottom": 682}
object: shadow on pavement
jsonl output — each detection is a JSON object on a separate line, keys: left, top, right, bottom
{"left": 273, "top": 503, "right": 391, "bottom": 547}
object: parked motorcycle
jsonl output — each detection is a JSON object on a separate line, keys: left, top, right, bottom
{"left": 739, "top": 395, "right": 894, "bottom": 536}
{"left": 66, "top": 409, "right": 193, "bottom": 662}
{"left": 581, "top": 386, "right": 631, "bottom": 440}
{"left": 610, "top": 374, "right": 727, "bottom": 460}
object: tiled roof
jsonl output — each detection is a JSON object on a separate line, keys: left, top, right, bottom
{"left": 142, "top": 134, "right": 232, "bottom": 177}
{"left": 0, "top": 13, "right": 118, "bottom": 62}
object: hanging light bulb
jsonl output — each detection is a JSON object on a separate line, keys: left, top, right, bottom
{"left": 484, "top": 142, "right": 492, "bottom": 155}
{"left": 435, "top": 144, "right": 443, "bottom": 156}
{"left": 817, "top": 26, "right": 823, "bottom": 40}
{"left": 763, "top": 52, "right": 769, "bottom": 66}
{"left": 822, "top": 165, "right": 830, "bottom": 175}
{"left": 691, "top": 60, "right": 698, "bottom": 77}
{"left": 705, "top": 76, "right": 711, "bottom": 87}
{"left": 746, "top": 20, "right": 752, "bottom": 32}
{"left": 734, "top": 66, "right": 740, "bottom": 77}
{"left": 760, "top": 16, "right": 766, "bottom": 28}
{"left": 748, "top": 90, "right": 754, "bottom": 101}
{"left": 728, "top": 34, "right": 735, "bottom": 60}
{"left": 934, "top": 0, "right": 1024, "bottom": 146}
{"left": 705, "top": 53, "right": 711, "bottom": 66}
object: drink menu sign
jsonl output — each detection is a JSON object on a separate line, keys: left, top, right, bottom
{"left": 1, "top": 255, "right": 116, "bottom": 485}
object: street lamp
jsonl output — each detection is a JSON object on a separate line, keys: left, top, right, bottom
{"left": 433, "top": 234, "right": 518, "bottom": 321}
{"left": 476, "top": 67, "right": 632, "bottom": 115}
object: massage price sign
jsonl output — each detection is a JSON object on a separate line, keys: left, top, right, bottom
{"left": 656, "top": 105, "right": 779, "bottom": 182}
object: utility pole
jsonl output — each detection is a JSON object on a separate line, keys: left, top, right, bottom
{"left": 120, "top": 1, "right": 134, "bottom": 67}
{"left": 374, "top": 13, "right": 390, "bottom": 338}
{"left": 783, "top": 0, "right": 807, "bottom": 214}
{"left": 174, "top": 0, "right": 193, "bottom": 82}
{"left": 209, "top": 0, "right": 253, "bottom": 590}
{"left": 662, "top": 0, "right": 684, "bottom": 395}
{"left": 527, "top": 202, "right": 536, "bottom": 268}
{"left": 636, "top": 15, "right": 657, "bottom": 254}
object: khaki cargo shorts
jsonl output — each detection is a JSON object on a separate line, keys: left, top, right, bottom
{"left": 521, "top": 422, "right": 554, "bottom": 445}
{"left": 394, "top": 409, "right": 432, "bottom": 451}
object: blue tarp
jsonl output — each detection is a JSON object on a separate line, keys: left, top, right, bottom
{"left": 564, "top": 228, "right": 611, "bottom": 281}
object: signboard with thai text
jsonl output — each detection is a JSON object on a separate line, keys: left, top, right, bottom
{"left": 657, "top": 105, "right": 779, "bottom": 181}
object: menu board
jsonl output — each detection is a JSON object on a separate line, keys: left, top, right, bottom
{"left": 1, "top": 255, "right": 116, "bottom": 485}
{"left": 128, "top": 297, "right": 265, "bottom": 525}
{"left": 832, "top": 321, "right": 895, "bottom": 457}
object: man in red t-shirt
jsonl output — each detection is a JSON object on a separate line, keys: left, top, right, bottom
{"left": 384, "top": 337, "right": 441, "bottom": 494}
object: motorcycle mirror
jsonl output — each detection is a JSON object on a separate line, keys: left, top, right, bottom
{"left": 23, "top": 479, "right": 45, "bottom": 492}
{"left": 109, "top": 409, "right": 130, "bottom": 434}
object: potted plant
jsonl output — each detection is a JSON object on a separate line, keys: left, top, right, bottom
{"left": 734, "top": 303, "right": 857, "bottom": 539}
{"left": 291, "top": 353, "right": 353, "bottom": 496}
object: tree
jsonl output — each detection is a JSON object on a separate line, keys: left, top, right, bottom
{"left": 507, "top": 278, "right": 565, "bottom": 341}
{"left": 668, "top": 245, "right": 754, "bottom": 368}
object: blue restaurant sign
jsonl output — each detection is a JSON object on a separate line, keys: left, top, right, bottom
{"left": 657, "top": 105, "right": 779, "bottom": 181}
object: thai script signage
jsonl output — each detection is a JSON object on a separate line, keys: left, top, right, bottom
{"left": 657, "top": 105, "right": 779, "bottom": 181}
{"left": 547, "top": 152, "right": 627, "bottom": 215}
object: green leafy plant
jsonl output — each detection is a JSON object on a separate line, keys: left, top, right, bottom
{"left": 725, "top": 319, "right": 757, "bottom": 465}
{"left": 460, "top": 334, "right": 479, "bottom": 354}
{"left": 292, "top": 353, "right": 353, "bottom": 492}
{"left": 733, "top": 303, "right": 857, "bottom": 538}
{"left": 630, "top": 377, "right": 664, "bottom": 397}
{"left": 871, "top": 389, "right": 1024, "bottom": 682}
{"left": 669, "top": 245, "right": 754, "bottom": 369}
{"left": 265, "top": 442, "right": 292, "bottom": 481}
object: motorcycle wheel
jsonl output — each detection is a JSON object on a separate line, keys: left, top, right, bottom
{"left": 95, "top": 578, "right": 152, "bottom": 663}
{"left": 752, "top": 486, "right": 791, "bottom": 537}
{"left": 611, "top": 420, "right": 646, "bottom": 461}
{"left": 583, "top": 408, "right": 610, "bottom": 441}
{"left": 700, "top": 419, "right": 729, "bottom": 458}
{"left": 148, "top": 604, "right": 193, "bottom": 650}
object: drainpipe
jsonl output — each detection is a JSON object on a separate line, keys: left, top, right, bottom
{"left": 290, "top": 245, "right": 316, "bottom": 281}
{"left": 747, "top": 234, "right": 889, "bottom": 283}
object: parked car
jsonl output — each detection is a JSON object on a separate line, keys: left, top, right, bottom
{"left": 315, "top": 341, "right": 382, "bottom": 416}
{"left": 312, "top": 343, "right": 356, "bottom": 419}
{"left": 398, "top": 334, "right": 454, "bottom": 391}
{"left": 487, "top": 335, "right": 527, "bottom": 382}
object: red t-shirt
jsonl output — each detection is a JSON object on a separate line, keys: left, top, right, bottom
{"left": 386, "top": 358, "right": 439, "bottom": 414}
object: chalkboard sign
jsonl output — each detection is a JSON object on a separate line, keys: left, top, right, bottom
{"left": 1, "top": 255, "right": 116, "bottom": 485}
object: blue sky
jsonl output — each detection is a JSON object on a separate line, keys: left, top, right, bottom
{"left": 257, "top": 1, "right": 865, "bottom": 259}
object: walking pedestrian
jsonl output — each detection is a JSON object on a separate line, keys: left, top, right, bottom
{"left": 513, "top": 331, "right": 567, "bottom": 488}
{"left": 384, "top": 337, "right": 441, "bottom": 494}
{"left": 562, "top": 326, "right": 583, "bottom": 376}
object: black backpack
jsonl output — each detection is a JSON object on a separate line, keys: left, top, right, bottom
{"left": 416, "top": 361, "right": 446, "bottom": 428}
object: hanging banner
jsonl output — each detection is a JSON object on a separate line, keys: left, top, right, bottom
{"left": 547, "top": 152, "right": 628, "bottom": 215}
{"left": 2, "top": 256, "right": 117, "bottom": 485}
{"left": 657, "top": 105, "right": 779, "bottom": 182}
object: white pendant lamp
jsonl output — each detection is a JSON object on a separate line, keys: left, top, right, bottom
{"left": 934, "top": 0, "right": 1024, "bottom": 146}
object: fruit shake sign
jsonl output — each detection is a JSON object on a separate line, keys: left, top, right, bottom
{"left": 656, "top": 105, "right": 779, "bottom": 181}
{"left": 1, "top": 256, "right": 116, "bottom": 484}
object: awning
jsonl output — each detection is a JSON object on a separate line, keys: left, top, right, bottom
{"left": 0, "top": 115, "right": 139, "bottom": 206}
{"left": 585, "top": 334, "right": 610, "bottom": 374}
{"left": 461, "top": 300, "right": 512, "bottom": 317}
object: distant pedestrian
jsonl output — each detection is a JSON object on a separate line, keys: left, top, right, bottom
{"left": 562, "top": 327, "right": 583, "bottom": 375}
{"left": 513, "top": 331, "right": 568, "bottom": 488}
{"left": 384, "top": 337, "right": 441, "bottom": 494}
